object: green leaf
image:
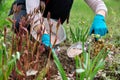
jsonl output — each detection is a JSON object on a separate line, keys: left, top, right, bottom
{"left": 0, "top": 47, "right": 3, "bottom": 67}
{"left": 16, "top": 52, "right": 20, "bottom": 60}
{"left": 86, "top": 52, "right": 91, "bottom": 76}
{"left": 84, "top": 28, "right": 89, "bottom": 41}
{"left": 90, "top": 59, "right": 105, "bottom": 79}
{"left": 6, "top": 63, "right": 14, "bottom": 79}
{"left": 76, "top": 68, "right": 85, "bottom": 73}
{"left": 0, "top": 68, "right": 3, "bottom": 76}
{"left": 0, "top": 71, "right": 3, "bottom": 80}
{"left": 52, "top": 50, "right": 67, "bottom": 80}
{"left": 2, "top": 43, "right": 7, "bottom": 65}
{"left": 80, "top": 71, "right": 86, "bottom": 80}
{"left": 75, "top": 56, "right": 81, "bottom": 80}
{"left": 76, "top": 26, "right": 80, "bottom": 41}
{"left": 75, "top": 56, "right": 80, "bottom": 68}
{"left": 85, "top": 53, "right": 88, "bottom": 69}
{"left": 94, "top": 59, "right": 104, "bottom": 71}
{"left": 6, "top": 52, "right": 20, "bottom": 78}
{"left": 90, "top": 49, "right": 104, "bottom": 72}
{"left": 70, "top": 27, "right": 76, "bottom": 42}
{"left": 37, "top": 66, "right": 48, "bottom": 80}
{"left": 15, "top": 66, "right": 24, "bottom": 75}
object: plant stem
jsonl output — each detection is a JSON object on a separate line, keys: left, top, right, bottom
{"left": 75, "top": 56, "right": 79, "bottom": 80}
{"left": 82, "top": 42, "right": 85, "bottom": 53}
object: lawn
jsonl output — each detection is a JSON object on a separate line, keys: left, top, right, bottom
{"left": 64, "top": 0, "right": 120, "bottom": 46}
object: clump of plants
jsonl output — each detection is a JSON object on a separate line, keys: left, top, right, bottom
{"left": 2, "top": 5, "right": 67, "bottom": 80}
{"left": 0, "top": 38, "right": 20, "bottom": 80}
{"left": 69, "top": 25, "right": 112, "bottom": 80}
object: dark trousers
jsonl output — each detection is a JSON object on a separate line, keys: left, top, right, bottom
{"left": 43, "top": 0, "right": 73, "bottom": 24}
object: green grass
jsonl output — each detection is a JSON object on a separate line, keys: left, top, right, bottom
{"left": 64, "top": 0, "right": 120, "bottom": 46}
{"left": 0, "top": 0, "right": 14, "bottom": 29}
{"left": 67, "top": 0, "right": 120, "bottom": 26}
{"left": 104, "top": 0, "right": 120, "bottom": 46}
{"left": 0, "top": 0, "right": 120, "bottom": 45}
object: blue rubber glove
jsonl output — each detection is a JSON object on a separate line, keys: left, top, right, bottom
{"left": 42, "top": 34, "right": 55, "bottom": 53}
{"left": 42, "top": 34, "right": 52, "bottom": 47}
{"left": 90, "top": 14, "right": 108, "bottom": 36}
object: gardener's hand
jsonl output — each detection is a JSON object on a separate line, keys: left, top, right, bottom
{"left": 42, "top": 34, "right": 56, "bottom": 54}
{"left": 42, "top": 34, "right": 52, "bottom": 47}
{"left": 90, "top": 14, "right": 108, "bottom": 36}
